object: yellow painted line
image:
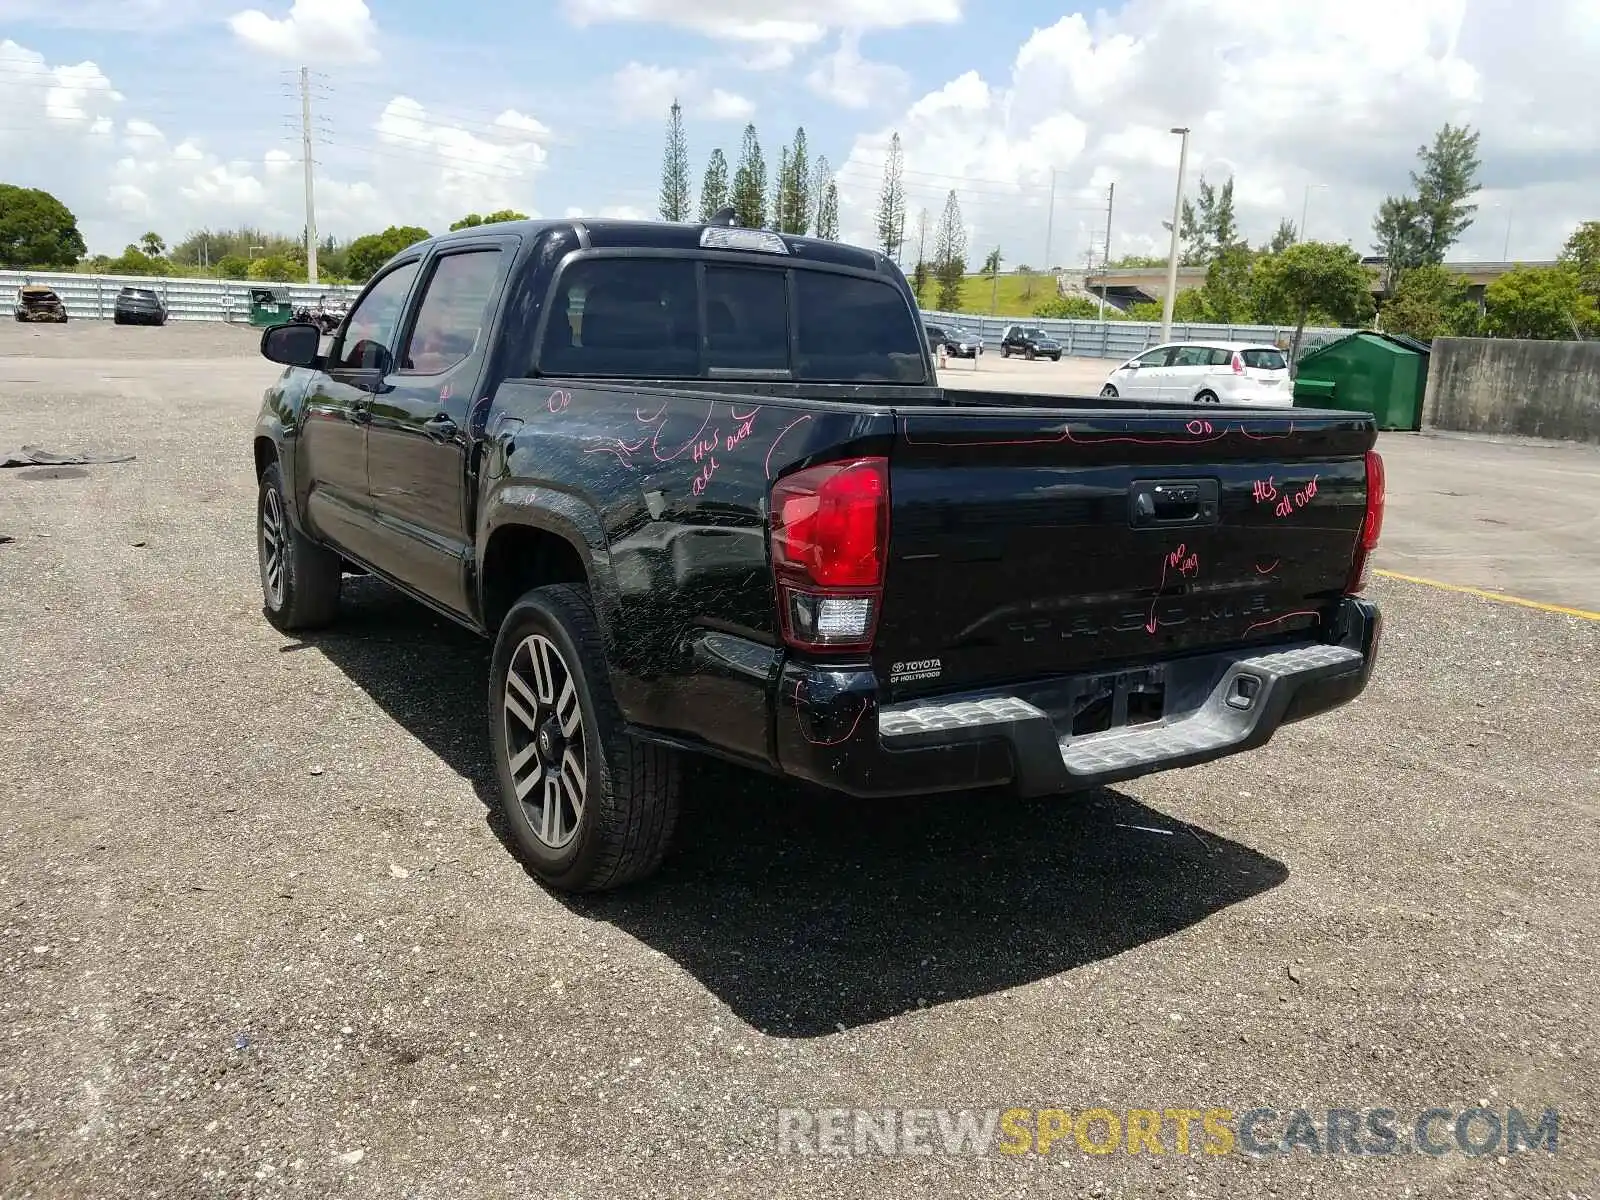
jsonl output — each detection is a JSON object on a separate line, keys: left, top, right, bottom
{"left": 1374, "top": 569, "right": 1600, "bottom": 622}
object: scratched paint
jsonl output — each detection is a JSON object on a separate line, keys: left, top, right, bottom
{"left": 901, "top": 417, "right": 1292, "bottom": 450}
{"left": 1145, "top": 543, "right": 1202, "bottom": 634}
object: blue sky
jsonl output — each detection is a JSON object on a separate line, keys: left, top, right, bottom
{"left": 1, "top": 0, "right": 1596, "bottom": 265}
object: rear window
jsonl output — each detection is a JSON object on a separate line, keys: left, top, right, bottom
{"left": 1241, "top": 348, "right": 1287, "bottom": 370}
{"left": 538, "top": 255, "right": 925, "bottom": 384}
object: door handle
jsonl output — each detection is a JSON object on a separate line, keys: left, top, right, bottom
{"left": 422, "top": 413, "right": 459, "bottom": 441}
{"left": 1129, "top": 479, "right": 1219, "bottom": 528}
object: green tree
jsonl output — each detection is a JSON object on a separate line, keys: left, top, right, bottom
{"left": 815, "top": 180, "right": 839, "bottom": 240}
{"left": 1264, "top": 219, "right": 1297, "bottom": 255}
{"left": 658, "top": 99, "right": 691, "bottom": 222}
{"left": 247, "top": 254, "right": 299, "bottom": 283}
{"left": 216, "top": 254, "right": 251, "bottom": 280}
{"left": 1483, "top": 264, "right": 1598, "bottom": 340}
{"left": 106, "top": 245, "right": 163, "bottom": 276}
{"left": 1251, "top": 241, "right": 1376, "bottom": 364}
{"left": 932, "top": 189, "right": 967, "bottom": 311}
{"left": 875, "top": 132, "right": 906, "bottom": 262}
{"left": 450, "top": 210, "right": 527, "bottom": 231}
{"left": 911, "top": 261, "right": 931, "bottom": 305}
{"left": 808, "top": 154, "right": 830, "bottom": 235}
{"left": 1034, "top": 295, "right": 1101, "bottom": 319}
{"left": 1178, "top": 175, "right": 1238, "bottom": 265}
{"left": 346, "top": 225, "right": 431, "bottom": 282}
{"left": 1380, "top": 264, "right": 1475, "bottom": 340}
{"left": 1200, "top": 242, "right": 1254, "bottom": 324}
{"left": 771, "top": 145, "right": 792, "bottom": 232}
{"left": 1559, "top": 220, "right": 1600, "bottom": 298}
{"left": 139, "top": 232, "right": 166, "bottom": 258}
{"left": 698, "top": 149, "right": 730, "bottom": 221}
{"left": 730, "top": 125, "right": 767, "bottom": 229}
{"left": 1411, "top": 123, "right": 1481, "bottom": 262}
{"left": 1371, "top": 195, "right": 1428, "bottom": 291}
{"left": 1127, "top": 290, "right": 1206, "bottom": 322}
{"left": 169, "top": 227, "right": 298, "bottom": 269}
{"left": 0, "top": 184, "right": 87, "bottom": 267}
{"left": 1107, "top": 254, "right": 1165, "bottom": 268}
{"left": 982, "top": 247, "right": 1002, "bottom": 275}
{"left": 782, "top": 127, "right": 810, "bottom": 236}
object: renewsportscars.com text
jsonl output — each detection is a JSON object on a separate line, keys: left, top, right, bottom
{"left": 776, "top": 1106, "right": 1560, "bottom": 1158}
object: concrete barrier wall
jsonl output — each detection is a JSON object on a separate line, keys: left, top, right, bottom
{"left": 1423, "top": 337, "right": 1600, "bottom": 444}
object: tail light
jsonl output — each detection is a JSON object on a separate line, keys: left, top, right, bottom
{"left": 1347, "top": 450, "right": 1385, "bottom": 593}
{"left": 769, "top": 457, "right": 889, "bottom": 653}
{"left": 1231, "top": 352, "right": 1246, "bottom": 375}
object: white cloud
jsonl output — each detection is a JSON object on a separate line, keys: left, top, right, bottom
{"left": 564, "top": 0, "right": 960, "bottom": 53}
{"left": 805, "top": 31, "right": 908, "bottom": 110}
{"left": 564, "top": 204, "right": 652, "bottom": 220}
{"left": 608, "top": 61, "right": 754, "bottom": 122}
{"left": 228, "top": 0, "right": 379, "bottom": 63}
{"left": 835, "top": 0, "right": 1600, "bottom": 268}
{"left": 0, "top": 40, "right": 550, "bottom": 252}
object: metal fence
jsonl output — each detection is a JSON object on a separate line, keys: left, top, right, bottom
{"left": 3, "top": 269, "right": 362, "bottom": 323}
{"left": 919, "top": 309, "right": 1355, "bottom": 362}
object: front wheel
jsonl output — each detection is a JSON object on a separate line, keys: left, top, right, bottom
{"left": 1025, "top": 347, "right": 1036, "bottom": 360}
{"left": 1100, "top": 384, "right": 1119, "bottom": 397}
{"left": 258, "top": 462, "right": 342, "bottom": 630}
{"left": 489, "top": 584, "right": 680, "bottom": 893}
{"left": 1196, "top": 390, "right": 1220, "bottom": 404}
{"left": 1050, "top": 353, "right": 1061, "bottom": 362}
{"left": 1000, "top": 346, "right": 1010, "bottom": 358}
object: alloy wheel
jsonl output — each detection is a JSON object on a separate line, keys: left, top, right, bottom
{"left": 260, "top": 488, "right": 286, "bottom": 609}
{"left": 503, "top": 633, "right": 588, "bottom": 849}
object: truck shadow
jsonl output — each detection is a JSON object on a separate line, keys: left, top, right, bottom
{"left": 306, "top": 578, "right": 1290, "bottom": 1039}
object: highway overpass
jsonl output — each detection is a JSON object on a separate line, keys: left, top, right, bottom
{"left": 1085, "top": 259, "right": 1558, "bottom": 306}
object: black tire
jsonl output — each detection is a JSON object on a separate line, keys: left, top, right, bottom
{"left": 1025, "top": 347, "right": 1036, "bottom": 360}
{"left": 1196, "top": 390, "right": 1220, "bottom": 404}
{"left": 1000, "top": 346, "right": 1010, "bottom": 358}
{"left": 489, "top": 584, "right": 680, "bottom": 893}
{"left": 1100, "top": 384, "right": 1119, "bottom": 397}
{"left": 1051, "top": 353, "right": 1061, "bottom": 362}
{"left": 113, "top": 314, "right": 126, "bottom": 326}
{"left": 257, "top": 462, "right": 342, "bottom": 631}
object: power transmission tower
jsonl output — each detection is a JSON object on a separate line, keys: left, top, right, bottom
{"left": 299, "top": 66, "right": 319, "bottom": 284}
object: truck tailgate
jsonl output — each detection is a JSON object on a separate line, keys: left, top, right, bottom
{"left": 875, "top": 407, "right": 1375, "bottom": 697}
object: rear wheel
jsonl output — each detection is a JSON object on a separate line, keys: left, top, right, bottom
{"left": 1100, "top": 384, "right": 1119, "bottom": 397}
{"left": 1025, "top": 347, "right": 1036, "bottom": 360}
{"left": 489, "top": 584, "right": 680, "bottom": 893}
{"left": 1196, "top": 389, "right": 1220, "bottom": 404}
{"left": 1000, "top": 346, "right": 1010, "bottom": 358}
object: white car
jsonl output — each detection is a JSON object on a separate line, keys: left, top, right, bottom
{"left": 1100, "top": 341, "right": 1292, "bottom": 405}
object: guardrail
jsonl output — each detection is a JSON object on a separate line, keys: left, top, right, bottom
{"left": 3, "top": 269, "right": 362, "bottom": 323}
{"left": 919, "top": 309, "right": 1355, "bottom": 361}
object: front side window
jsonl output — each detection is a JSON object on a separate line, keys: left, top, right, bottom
{"left": 399, "top": 249, "right": 503, "bottom": 375}
{"left": 1171, "top": 345, "right": 1211, "bottom": 367}
{"left": 1135, "top": 347, "right": 1175, "bottom": 368}
{"left": 333, "top": 260, "right": 422, "bottom": 371}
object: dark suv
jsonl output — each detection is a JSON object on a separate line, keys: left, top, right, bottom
{"left": 924, "top": 323, "right": 983, "bottom": 358}
{"left": 999, "top": 325, "right": 1062, "bottom": 361}
{"left": 113, "top": 287, "right": 168, "bottom": 326}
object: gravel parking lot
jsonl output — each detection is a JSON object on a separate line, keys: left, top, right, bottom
{"left": 2, "top": 322, "right": 1598, "bottom": 1199}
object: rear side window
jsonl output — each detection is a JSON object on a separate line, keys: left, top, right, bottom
{"left": 542, "top": 258, "right": 699, "bottom": 378}
{"left": 1242, "top": 349, "right": 1288, "bottom": 370}
{"left": 794, "top": 271, "right": 925, "bottom": 382}
{"left": 1208, "top": 347, "right": 1233, "bottom": 366}
{"left": 535, "top": 255, "right": 926, "bottom": 383}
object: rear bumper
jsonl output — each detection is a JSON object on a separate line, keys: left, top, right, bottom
{"left": 775, "top": 596, "right": 1381, "bottom": 798}
{"left": 16, "top": 309, "right": 67, "bottom": 322}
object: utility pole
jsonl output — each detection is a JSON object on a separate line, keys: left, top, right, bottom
{"left": 1098, "top": 181, "right": 1115, "bottom": 320}
{"left": 1042, "top": 168, "right": 1057, "bottom": 277}
{"left": 299, "top": 65, "right": 319, "bottom": 285}
{"left": 1160, "top": 127, "right": 1190, "bottom": 344}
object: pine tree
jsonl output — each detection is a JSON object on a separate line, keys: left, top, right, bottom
{"left": 730, "top": 124, "right": 767, "bottom": 229}
{"left": 658, "top": 99, "right": 691, "bottom": 222}
{"left": 787, "top": 128, "right": 810, "bottom": 236}
{"left": 875, "top": 132, "right": 906, "bottom": 262}
{"left": 933, "top": 189, "right": 967, "bottom": 311}
{"left": 809, "top": 155, "right": 831, "bottom": 233}
{"left": 910, "top": 208, "right": 931, "bottom": 304}
{"left": 772, "top": 146, "right": 791, "bottom": 232}
{"left": 816, "top": 181, "right": 839, "bottom": 241}
{"left": 698, "top": 149, "right": 729, "bottom": 221}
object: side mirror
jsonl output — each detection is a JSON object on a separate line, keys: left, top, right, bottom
{"left": 260, "top": 321, "right": 322, "bottom": 368}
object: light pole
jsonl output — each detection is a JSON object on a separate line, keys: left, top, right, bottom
{"left": 1159, "top": 127, "right": 1190, "bottom": 345}
{"left": 1491, "top": 203, "right": 1512, "bottom": 260}
{"left": 1300, "top": 183, "right": 1326, "bottom": 242}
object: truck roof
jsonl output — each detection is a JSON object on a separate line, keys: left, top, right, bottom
{"left": 419, "top": 218, "right": 896, "bottom": 277}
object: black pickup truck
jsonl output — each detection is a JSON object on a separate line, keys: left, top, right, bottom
{"left": 252, "top": 216, "right": 1384, "bottom": 893}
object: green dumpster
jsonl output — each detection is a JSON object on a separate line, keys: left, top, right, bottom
{"left": 1291, "top": 330, "right": 1431, "bottom": 431}
{"left": 247, "top": 287, "right": 294, "bottom": 327}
